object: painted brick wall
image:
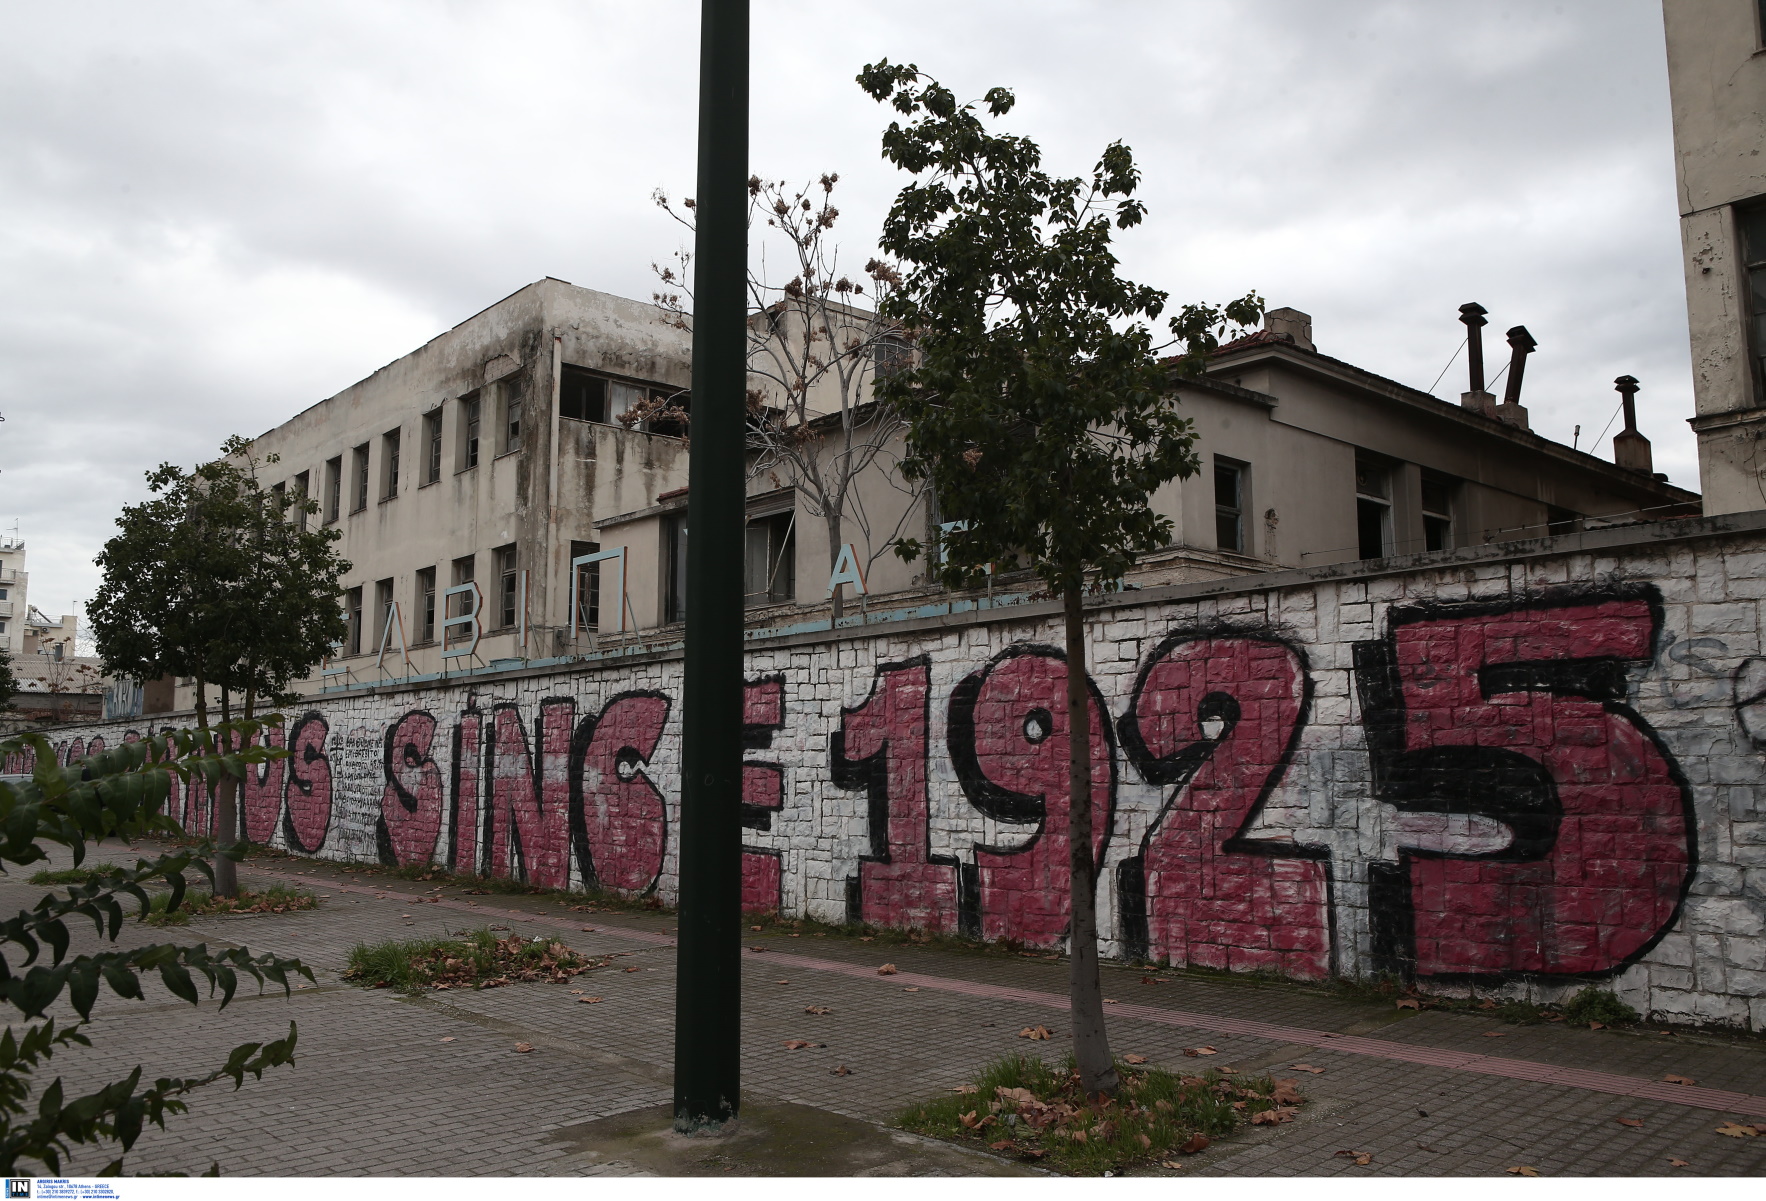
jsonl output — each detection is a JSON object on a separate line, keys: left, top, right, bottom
{"left": 25, "top": 521, "right": 1766, "bottom": 1029}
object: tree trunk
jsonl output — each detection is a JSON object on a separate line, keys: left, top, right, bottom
{"left": 214, "top": 686, "right": 239, "bottom": 897}
{"left": 827, "top": 510, "right": 844, "bottom": 622}
{"left": 1063, "top": 581, "right": 1117, "bottom": 1097}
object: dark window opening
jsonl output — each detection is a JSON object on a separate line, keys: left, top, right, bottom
{"left": 324, "top": 457, "right": 342, "bottom": 523}
{"left": 560, "top": 366, "right": 607, "bottom": 422}
{"left": 1546, "top": 506, "right": 1580, "bottom": 537}
{"left": 1738, "top": 198, "right": 1766, "bottom": 406}
{"left": 1214, "top": 459, "right": 1245, "bottom": 553}
{"left": 1355, "top": 454, "right": 1391, "bottom": 560}
{"left": 872, "top": 333, "right": 913, "bottom": 379}
{"left": 1421, "top": 472, "right": 1455, "bottom": 553}
{"left": 422, "top": 410, "right": 442, "bottom": 484}
{"left": 344, "top": 586, "right": 363, "bottom": 656}
{"left": 744, "top": 511, "right": 796, "bottom": 606}
{"left": 416, "top": 567, "right": 436, "bottom": 644}
{"left": 570, "top": 540, "right": 601, "bottom": 632}
{"left": 495, "top": 544, "right": 518, "bottom": 629}
{"left": 665, "top": 512, "right": 689, "bottom": 624}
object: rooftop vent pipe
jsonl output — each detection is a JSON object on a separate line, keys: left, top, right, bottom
{"left": 1458, "top": 303, "right": 1495, "bottom": 417}
{"left": 1612, "top": 374, "right": 1654, "bottom": 474}
{"left": 1495, "top": 325, "right": 1534, "bottom": 430}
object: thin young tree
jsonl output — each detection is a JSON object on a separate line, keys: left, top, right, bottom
{"left": 859, "top": 62, "right": 1262, "bottom": 1096}
{"left": 89, "top": 439, "right": 348, "bottom": 895}
{"left": 653, "top": 177, "right": 923, "bottom": 618}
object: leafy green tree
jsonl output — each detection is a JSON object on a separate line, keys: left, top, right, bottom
{"left": 859, "top": 62, "right": 1262, "bottom": 1096}
{"left": 0, "top": 723, "right": 309, "bottom": 1174}
{"left": 0, "top": 648, "right": 16, "bottom": 714}
{"left": 89, "top": 438, "right": 349, "bottom": 895}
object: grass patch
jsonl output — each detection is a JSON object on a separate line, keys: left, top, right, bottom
{"left": 142, "top": 885, "right": 319, "bottom": 926}
{"left": 343, "top": 928, "right": 611, "bottom": 993}
{"left": 29, "top": 867, "right": 111, "bottom": 886}
{"left": 899, "top": 1054, "right": 1305, "bottom": 1176}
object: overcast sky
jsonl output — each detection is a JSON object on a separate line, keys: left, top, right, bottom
{"left": 0, "top": 0, "right": 1690, "bottom": 622}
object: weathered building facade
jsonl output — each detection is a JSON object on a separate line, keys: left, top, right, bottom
{"left": 1666, "top": 0, "right": 1766, "bottom": 513}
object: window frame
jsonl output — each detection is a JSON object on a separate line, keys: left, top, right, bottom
{"left": 1354, "top": 453, "right": 1393, "bottom": 561}
{"left": 381, "top": 428, "right": 401, "bottom": 501}
{"left": 445, "top": 555, "right": 476, "bottom": 645}
{"left": 664, "top": 512, "right": 689, "bottom": 624}
{"left": 460, "top": 393, "right": 481, "bottom": 471}
{"left": 415, "top": 566, "right": 437, "bottom": 644}
{"left": 350, "top": 443, "right": 370, "bottom": 513}
{"left": 344, "top": 585, "right": 364, "bottom": 656}
{"left": 500, "top": 378, "right": 523, "bottom": 455}
{"left": 494, "top": 544, "right": 519, "bottom": 629}
{"left": 743, "top": 509, "right": 797, "bottom": 607}
{"left": 1420, "top": 471, "right": 1455, "bottom": 554}
{"left": 1213, "top": 457, "right": 1247, "bottom": 554}
{"left": 324, "top": 456, "right": 342, "bottom": 524}
{"left": 422, "top": 409, "right": 443, "bottom": 485}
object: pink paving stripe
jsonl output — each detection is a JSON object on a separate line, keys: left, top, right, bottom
{"left": 255, "top": 866, "right": 1766, "bottom": 1119}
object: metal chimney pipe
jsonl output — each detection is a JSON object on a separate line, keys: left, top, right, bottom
{"left": 1615, "top": 374, "right": 1640, "bottom": 433}
{"left": 1502, "top": 325, "right": 1536, "bottom": 407}
{"left": 1458, "top": 302, "right": 1488, "bottom": 393}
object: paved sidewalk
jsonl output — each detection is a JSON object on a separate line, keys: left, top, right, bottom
{"left": 12, "top": 844, "right": 1766, "bottom": 1178}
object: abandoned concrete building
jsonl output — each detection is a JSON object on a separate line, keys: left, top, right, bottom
{"left": 1665, "top": 0, "right": 1766, "bottom": 514}
{"left": 139, "top": 274, "right": 1697, "bottom": 713}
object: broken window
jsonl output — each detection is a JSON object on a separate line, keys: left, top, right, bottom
{"left": 560, "top": 366, "right": 606, "bottom": 422}
{"left": 422, "top": 409, "right": 443, "bottom": 484}
{"left": 1421, "top": 472, "right": 1455, "bottom": 553}
{"left": 1354, "top": 454, "right": 1392, "bottom": 560}
{"left": 1214, "top": 458, "right": 1246, "bottom": 553}
{"left": 744, "top": 511, "right": 796, "bottom": 607}
{"left": 446, "top": 555, "right": 475, "bottom": 645}
{"left": 324, "top": 457, "right": 342, "bottom": 523}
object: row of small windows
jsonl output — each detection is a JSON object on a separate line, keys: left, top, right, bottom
{"left": 292, "top": 366, "right": 681, "bottom": 523}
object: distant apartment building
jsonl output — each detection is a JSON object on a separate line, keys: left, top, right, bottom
{"left": 1665, "top": 0, "right": 1766, "bottom": 512}
{"left": 149, "top": 280, "right": 1696, "bottom": 713}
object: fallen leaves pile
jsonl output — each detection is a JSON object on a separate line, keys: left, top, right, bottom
{"left": 345, "top": 931, "right": 610, "bottom": 991}
{"left": 904, "top": 1055, "right": 1307, "bottom": 1175}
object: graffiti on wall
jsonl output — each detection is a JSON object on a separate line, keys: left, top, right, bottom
{"left": 30, "top": 583, "right": 1709, "bottom": 987}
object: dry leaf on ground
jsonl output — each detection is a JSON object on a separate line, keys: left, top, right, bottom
{"left": 578, "top": 996, "right": 603, "bottom": 1004}
{"left": 950, "top": 1083, "right": 979, "bottom": 1094}
{"left": 1478, "top": 999, "right": 1498, "bottom": 1009}
{"left": 989, "top": 1139, "right": 1014, "bottom": 1151}
{"left": 580, "top": 925, "right": 596, "bottom": 932}
{"left": 1396, "top": 999, "right": 1421, "bottom": 1010}
{"left": 1160, "top": 1160, "right": 1186, "bottom": 1169}
{"left": 1589, "top": 1021, "right": 1606, "bottom": 1029}
{"left": 1291, "top": 1063, "right": 1325, "bottom": 1074}
{"left": 904, "top": 986, "right": 921, "bottom": 993}
{"left": 1668, "top": 1159, "right": 1691, "bottom": 1168}
{"left": 1715, "top": 1122, "right": 1759, "bottom": 1138}
{"left": 1483, "top": 1031, "right": 1506, "bottom": 1038}
{"left": 830, "top": 1065, "right": 853, "bottom": 1077}
{"left": 1136, "top": 1133, "right": 1152, "bottom": 1150}
{"left": 1183, "top": 1046, "right": 1218, "bottom": 1057}
{"left": 623, "top": 967, "right": 641, "bottom": 973}
{"left": 1123, "top": 1054, "right": 1148, "bottom": 1065}
{"left": 1141, "top": 976, "right": 1162, "bottom": 985}
{"left": 995, "top": 1086, "right": 1036, "bottom": 1103}
{"left": 439, "top": 1037, "right": 456, "bottom": 1043}
{"left": 1179, "top": 1134, "right": 1210, "bottom": 1154}
{"left": 514, "top": 1043, "right": 534, "bottom": 1053}
{"left": 1336, "top": 1150, "right": 1373, "bottom": 1166}
{"left": 1018, "top": 1025, "right": 1052, "bottom": 1040}
{"left": 781, "top": 1039, "right": 825, "bottom": 1050}
{"left": 1252, "top": 1107, "right": 1299, "bottom": 1126}
{"left": 1505, "top": 1166, "right": 1539, "bottom": 1177}
{"left": 877, "top": 963, "right": 898, "bottom": 975}
{"left": 1664, "top": 1073, "right": 1697, "bottom": 1085}
{"left": 804, "top": 1005, "right": 834, "bottom": 1015}
{"left": 859, "top": 936, "right": 875, "bottom": 942}
{"left": 1617, "top": 1118, "right": 1643, "bottom": 1128}
{"left": 747, "top": 946, "right": 769, "bottom": 953}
